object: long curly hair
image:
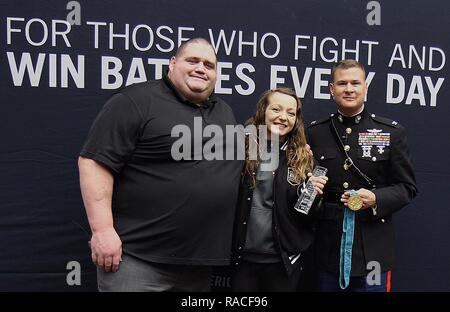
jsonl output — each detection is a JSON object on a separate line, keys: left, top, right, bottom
{"left": 244, "top": 88, "right": 313, "bottom": 187}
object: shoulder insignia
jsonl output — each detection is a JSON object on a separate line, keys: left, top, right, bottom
{"left": 370, "top": 113, "right": 401, "bottom": 128}
{"left": 308, "top": 116, "right": 331, "bottom": 128}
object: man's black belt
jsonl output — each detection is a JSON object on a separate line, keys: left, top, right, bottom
{"left": 323, "top": 192, "right": 343, "bottom": 204}
{"left": 323, "top": 185, "right": 387, "bottom": 203}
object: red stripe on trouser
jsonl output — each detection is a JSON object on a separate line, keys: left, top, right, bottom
{"left": 386, "top": 270, "right": 392, "bottom": 292}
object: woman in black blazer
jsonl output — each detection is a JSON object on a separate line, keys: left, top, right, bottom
{"left": 231, "top": 87, "right": 327, "bottom": 292}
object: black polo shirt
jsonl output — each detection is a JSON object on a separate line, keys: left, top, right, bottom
{"left": 80, "top": 73, "right": 243, "bottom": 265}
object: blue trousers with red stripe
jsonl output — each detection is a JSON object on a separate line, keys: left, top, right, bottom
{"left": 317, "top": 271, "right": 391, "bottom": 292}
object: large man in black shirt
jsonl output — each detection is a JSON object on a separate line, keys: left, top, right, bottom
{"left": 307, "top": 60, "right": 417, "bottom": 292}
{"left": 78, "top": 38, "right": 243, "bottom": 291}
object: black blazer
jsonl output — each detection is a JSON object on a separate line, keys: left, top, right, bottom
{"left": 231, "top": 149, "right": 317, "bottom": 276}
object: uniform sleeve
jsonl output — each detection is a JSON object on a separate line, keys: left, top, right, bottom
{"left": 372, "top": 126, "right": 418, "bottom": 218}
{"left": 80, "top": 93, "right": 143, "bottom": 173}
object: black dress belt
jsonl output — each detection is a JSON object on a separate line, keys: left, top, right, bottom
{"left": 323, "top": 185, "right": 386, "bottom": 203}
{"left": 322, "top": 192, "right": 343, "bottom": 203}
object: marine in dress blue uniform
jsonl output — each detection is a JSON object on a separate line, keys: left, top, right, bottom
{"left": 307, "top": 60, "right": 417, "bottom": 292}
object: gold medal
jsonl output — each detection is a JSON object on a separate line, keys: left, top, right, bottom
{"left": 348, "top": 192, "right": 363, "bottom": 211}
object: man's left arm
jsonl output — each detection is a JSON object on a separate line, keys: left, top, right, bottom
{"left": 370, "top": 126, "right": 418, "bottom": 218}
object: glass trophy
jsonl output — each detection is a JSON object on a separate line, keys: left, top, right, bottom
{"left": 294, "top": 165, "right": 328, "bottom": 215}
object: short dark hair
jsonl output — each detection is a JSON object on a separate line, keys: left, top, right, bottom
{"left": 331, "top": 59, "right": 366, "bottom": 82}
{"left": 175, "top": 37, "right": 217, "bottom": 61}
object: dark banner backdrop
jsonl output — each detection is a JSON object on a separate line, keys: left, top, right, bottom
{"left": 0, "top": 0, "right": 448, "bottom": 291}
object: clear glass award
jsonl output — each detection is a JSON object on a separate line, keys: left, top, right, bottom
{"left": 294, "top": 165, "right": 328, "bottom": 215}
